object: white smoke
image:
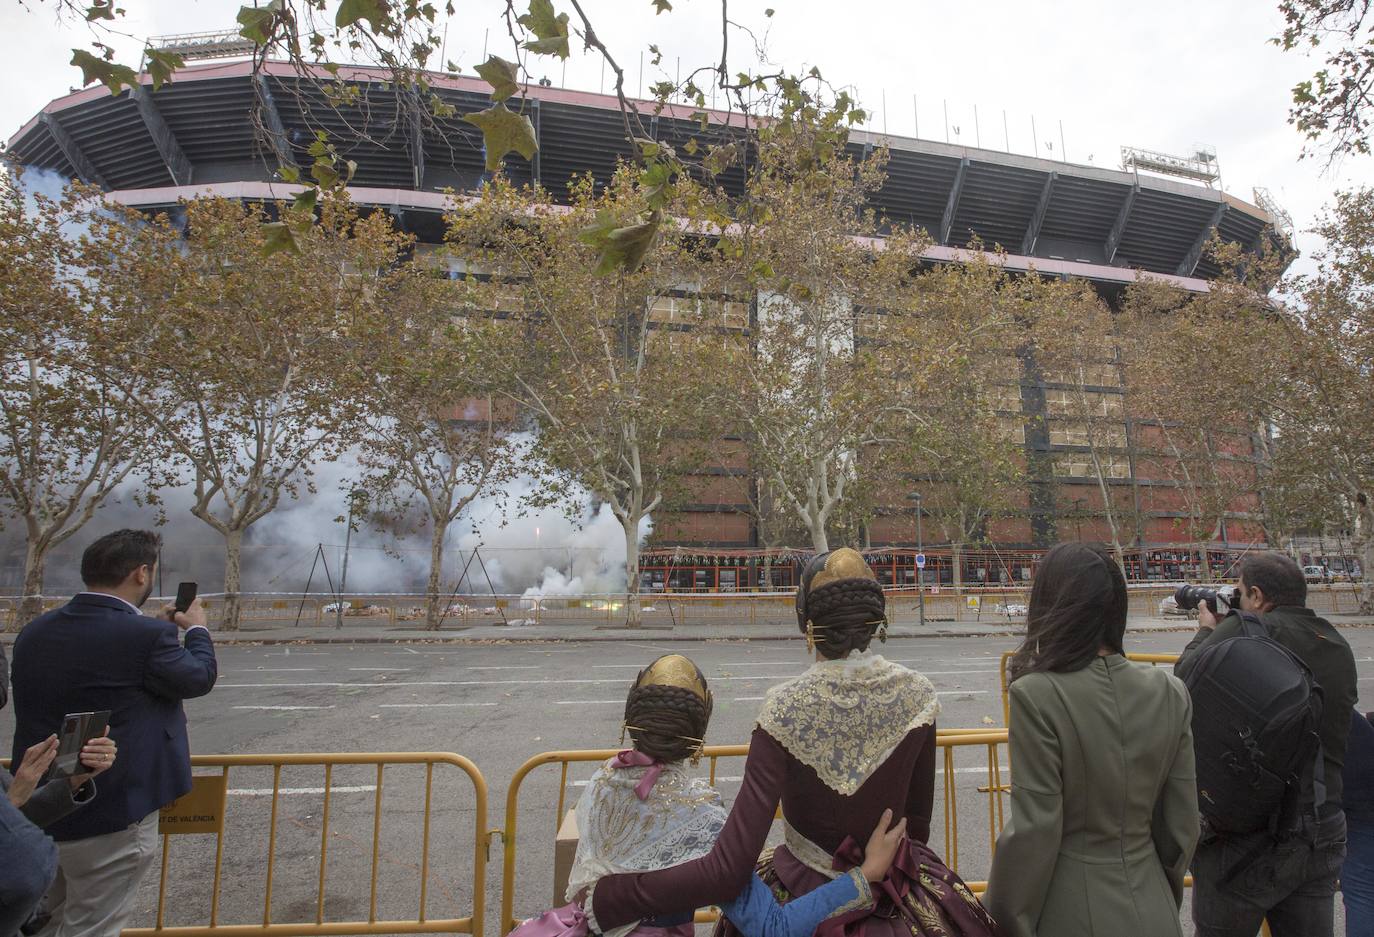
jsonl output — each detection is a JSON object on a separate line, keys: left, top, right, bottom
{"left": 451, "top": 473, "right": 653, "bottom": 597}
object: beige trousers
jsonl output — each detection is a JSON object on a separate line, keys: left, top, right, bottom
{"left": 36, "top": 811, "right": 159, "bottom": 937}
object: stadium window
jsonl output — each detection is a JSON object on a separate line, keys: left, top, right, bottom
{"left": 997, "top": 416, "right": 1026, "bottom": 443}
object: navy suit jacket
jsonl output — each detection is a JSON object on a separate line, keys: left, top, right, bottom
{"left": 10, "top": 593, "right": 217, "bottom": 841}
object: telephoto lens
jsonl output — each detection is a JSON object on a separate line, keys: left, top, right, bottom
{"left": 1173, "top": 584, "right": 1241, "bottom": 615}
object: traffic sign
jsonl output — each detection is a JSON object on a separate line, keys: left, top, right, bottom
{"left": 915, "top": 553, "right": 927, "bottom": 569}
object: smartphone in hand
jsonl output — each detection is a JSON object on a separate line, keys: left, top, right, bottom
{"left": 174, "top": 581, "right": 198, "bottom": 614}
{"left": 52, "top": 711, "right": 111, "bottom": 778}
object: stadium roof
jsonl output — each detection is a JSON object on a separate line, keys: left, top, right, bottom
{"left": 7, "top": 59, "right": 1282, "bottom": 285}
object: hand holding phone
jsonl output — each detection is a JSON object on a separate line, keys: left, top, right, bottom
{"left": 174, "top": 581, "right": 198, "bottom": 613}
{"left": 163, "top": 582, "right": 205, "bottom": 630}
{"left": 51, "top": 711, "right": 111, "bottom": 779}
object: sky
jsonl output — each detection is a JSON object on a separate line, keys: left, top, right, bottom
{"left": 2, "top": 0, "right": 1372, "bottom": 272}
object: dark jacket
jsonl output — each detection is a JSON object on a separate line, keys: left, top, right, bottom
{"left": 1345, "top": 709, "right": 1374, "bottom": 824}
{"left": 0, "top": 791, "right": 56, "bottom": 937}
{"left": 10, "top": 593, "right": 217, "bottom": 842}
{"left": 1177, "top": 605, "right": 1358, "bottom": 809}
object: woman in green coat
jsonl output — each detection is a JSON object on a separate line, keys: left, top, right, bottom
{"left": 983, "top": 542, "right": 1199, "bottom": 937}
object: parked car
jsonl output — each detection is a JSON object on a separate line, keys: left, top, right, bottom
{"left": 1302, "top": 565, "right": 1332, "bottom": 584}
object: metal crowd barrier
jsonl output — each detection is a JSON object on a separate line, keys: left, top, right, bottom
{"left": 998, "top": 651, "right": 1181, "bottom": 725}
{"left": 125, "top": 753, "right": 491, "bottom": 937}
{"left": 500, "top": 730, "right": 1012, "bottom": 934}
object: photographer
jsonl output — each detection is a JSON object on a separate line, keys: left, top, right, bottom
{"left": 9, "top": 529, "right": 216, "bottom": 937}
{"left": 1176, "top": 552, "right": 1358, "bottom": 937}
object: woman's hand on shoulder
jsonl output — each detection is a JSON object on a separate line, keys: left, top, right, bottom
{"left": 859, "top": 808, "right": 907, "bottom": 882}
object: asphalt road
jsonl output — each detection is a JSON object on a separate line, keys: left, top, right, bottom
{"left": 3, "top": 629, "right": 1371, "bottom": 935}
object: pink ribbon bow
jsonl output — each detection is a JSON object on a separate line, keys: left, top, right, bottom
{"left": 612, "top": 749, "right": 664, "bottom": 800}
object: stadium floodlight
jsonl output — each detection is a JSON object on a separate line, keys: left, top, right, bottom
{"left": 1252, "top": 187, "right": 1295, "bottom": 238}
{"left": 151, "top": 30, "right": 260, "bottom": 62}
{"left": 1119, "top": 144, "right": 1221, "bottom": 185}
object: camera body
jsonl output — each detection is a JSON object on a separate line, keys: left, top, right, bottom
{"left": 1173, "top": 584, "right": 1241, "bottom": 616}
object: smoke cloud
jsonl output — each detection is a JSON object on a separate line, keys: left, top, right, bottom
{"left": 0, "top": 441, "right": 653, "bottom": 599}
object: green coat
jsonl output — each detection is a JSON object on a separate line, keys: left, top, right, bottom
{"left": 983, "top": 655, "right": 1199, "bottom": 937}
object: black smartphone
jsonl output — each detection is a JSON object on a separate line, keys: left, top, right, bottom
{"left": 51, "top": 710, "right": 111, "bottom": 778}
{"left": 174, "top": 581, "right": 198, "bottom": 613}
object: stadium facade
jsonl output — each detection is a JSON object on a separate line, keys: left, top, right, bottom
{"left": 7, "top": 60, "right": 1287, "bottom": 588}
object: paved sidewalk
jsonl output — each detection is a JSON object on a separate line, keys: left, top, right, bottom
{"left": 5, "top": 612, "right": 1368, "bottom": 645}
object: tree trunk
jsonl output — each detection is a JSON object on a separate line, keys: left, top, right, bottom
{"left": 425, "top": 520, "right": 446, "bottom": 631}
{"left": 623, "top": 516, "right": 643, "bottom": 629}
{"left": 14, "top": 540, "right": 47, "bottom": 631}
{"left": 951, "top": 541, "right": 963, "bottom": 595}
{"left": 221, "top": 527, "right": 244, "bottom": 632}
{"left": 808, "top": 518, "right": 830, "bottom": 553}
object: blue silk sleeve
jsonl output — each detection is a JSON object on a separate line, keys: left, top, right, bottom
{"left": 718, "top": 870, "right": 872, "bottom": 937}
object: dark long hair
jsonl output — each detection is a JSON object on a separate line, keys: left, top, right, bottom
{"left": 1008, "top": 542, "right": 1127, "bottom": 682}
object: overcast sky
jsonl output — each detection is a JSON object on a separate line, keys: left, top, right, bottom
{"left": 4, "top": 0, "right": 1371, "bottom": 271}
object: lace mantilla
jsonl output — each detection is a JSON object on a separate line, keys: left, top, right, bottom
{"left": 757, "top": 651, "right": 940, "bottom": 795}
{"left": 567, "top": 759, "right": 726, "bottom": 937}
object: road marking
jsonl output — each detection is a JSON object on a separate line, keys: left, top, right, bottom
{"left": 555, "top": 700, "right": 623, "bottom": 705}
{"left": 245, "top": 668, "right": 317, "bottom": 672}
{"left": 348, "top": 667, "right": 412, "bottom": 672}
{"left": 229, "top": 785, "right": 376, "bottom": 796}
{"left": 377, "top": 703, "right": 497, "bottom": 708}
{"left": 734, "top": 691, "right": 987, "bottom": 702}
{"left": 625, "top": 642, "right": 680, "bottom": 653}
{"left": 218, "top": 673, "right": 1002, "bottom": 689}
{"left": 216, "top": 675, "right": 829, "bottom": 688}
{"left": 232, "top": 705, "right": 335, "bottom": 711}
{"left": 467, "top": 665, "right": 541, "bottom": 671}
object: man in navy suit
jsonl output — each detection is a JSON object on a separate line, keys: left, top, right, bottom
{"left": 10, "top": 529, "right": 217, "bottom": 937}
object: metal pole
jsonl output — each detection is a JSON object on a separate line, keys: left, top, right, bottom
{"left": 913, "top": 94, "right": 919, "bottom": 138}
{"left": 336, "top": 497, "right": 355, "bottom": 630}
{"left": 974, "top": 104, "right": 980, "bottom": 148}
{"left": 943, "top": 100, "right": 949, "bottom": 143}
{"left": 1059, "top": 120, "right": 1067, "bottom": 161}
{"left": 916, "top": 497, "right": 925, "bottom": 627}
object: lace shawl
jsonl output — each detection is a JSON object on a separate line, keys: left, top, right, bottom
{"left": 567, "top": 759, "right": 726, "bottom": 937}
{"left": 756, "top": 650, "right": 940, "bottom": 796}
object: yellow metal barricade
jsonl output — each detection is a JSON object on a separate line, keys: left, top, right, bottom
{"left": 999, "top": 651, "right": 1180, "bottom": 725}
{"left": 119, "top": 752, "right": 491, "bottom": 937}
{"left": 500, "top": 731, "right": 1011, "bottom": 934}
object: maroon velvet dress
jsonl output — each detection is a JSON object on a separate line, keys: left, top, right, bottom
{"left": 589, "top": 653, "right": 1000, "bottom": 937}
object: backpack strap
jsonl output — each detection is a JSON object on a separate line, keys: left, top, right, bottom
{"left": 1234, "top": 610, "right": 1268, "bottom": 639}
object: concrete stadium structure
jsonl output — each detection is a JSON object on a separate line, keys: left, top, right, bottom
{"left": 7, "top": 60, "right": 1288, "bottom": 588}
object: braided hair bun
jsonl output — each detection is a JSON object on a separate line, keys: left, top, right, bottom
{"left": 624, "top": 655, "right": 713, "bottom": 764}
{"left": 796, "top": 549, "right": 887, "bottom": 660}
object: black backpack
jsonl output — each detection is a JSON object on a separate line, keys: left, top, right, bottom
{"left": 1177, "top": 611, "right": 1325, "bottom": 838}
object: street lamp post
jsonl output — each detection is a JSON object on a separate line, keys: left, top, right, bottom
{"left": 907, "top": 492, "right": 925, "bottom": 628}
{"left": 1071, "top": 498, "right": 1085, "bottom": 541}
